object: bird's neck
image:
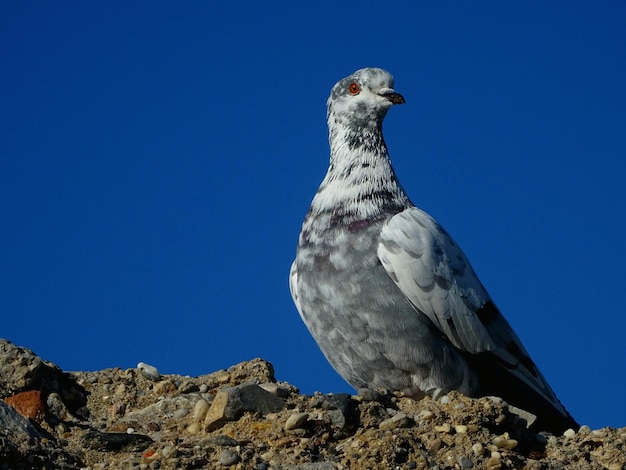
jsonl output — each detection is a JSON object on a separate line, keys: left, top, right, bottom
{"left": 306, "top": 122, "right": 411, "bottom": 229}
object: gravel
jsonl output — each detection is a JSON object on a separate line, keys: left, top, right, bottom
{"left": 1, "top": 338, "right": 625, "bottom": 469}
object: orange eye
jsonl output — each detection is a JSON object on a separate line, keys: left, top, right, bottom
{"left": 348, "top": 82, "right": 360, "bottom": 95}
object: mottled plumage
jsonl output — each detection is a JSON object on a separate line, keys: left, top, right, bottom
{"left": 290, "top": 68, "right": 578, "bottom": 434}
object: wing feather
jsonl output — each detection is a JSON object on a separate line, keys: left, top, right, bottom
{"left": 377, "top": 207, "right": 556, "bottom": 397}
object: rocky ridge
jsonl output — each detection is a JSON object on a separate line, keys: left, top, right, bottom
{"left": 1, "top": 339, "right": 624, "bottom": 469}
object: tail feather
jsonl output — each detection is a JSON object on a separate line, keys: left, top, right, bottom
{"left": 467, "top": 352, "right": 579, "bottom": 435}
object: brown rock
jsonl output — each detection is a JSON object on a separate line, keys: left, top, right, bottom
{"left": 4, "top": 390, "right": 46, "bottom": 422}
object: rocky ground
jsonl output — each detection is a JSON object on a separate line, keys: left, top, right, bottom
{"left": 1, "top": 339, "right": 624, "bottom": 469}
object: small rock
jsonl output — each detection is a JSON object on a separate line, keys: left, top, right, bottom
{"left": 208, "top": 434, "right": 239, "bottom": 446}
{"left": 356, "top": 388, "right": 382, "bottom": 402}
{"left": 4, "top": 390, "right": 46, "bottom": 422}
{"left": 423, "top": 434, "right": 442, "bottom": 452}
{"left": 47, "top": 392, "right": 80, "bottom": 423}
{"left": 434, "top": 423, "right": 451, "bottom": 434}
{"left": 219, "top": 449, "right": 240, "bottom": 466}
{"left": 204, "top": 383, "right": 284, "bottom": 431}
{"left": 0, "top": 401, "right": 42, "bottom": 446}
{"left": 137, "top": 362, "right": 161, "bottom": 381}
{"left": 161, "top": 444, "right": 177, "bottom": 458}
{"left": 471, "top": 443, "right": 484, "bottom": 456}
{"left": 177, "top": 380, "right": 199, "bottom": 394}
{"left": 153, "top": 379, "right": 176, "bottom": 395}
{"left": 285, "top": 412, "right": 308, "bottom": 430}
{"left": 458, "top": 455, "right": 474, "bottom": 468}
{"left": 259, "top": 382, "right": 291, "bottom": 398}
{"left": 563, "top": 428, "right": 576, "bottom": 438}
{"left": 199, "top": 384, "right": 209, "bottom": 393}
{"left": 193, "top": 398, "right": 210, "bottom": 421}
{"left": 493, "top": 433, "right": 518, "bottom": 450}
{"left": 81, "top": 430, "right": 152, "bottom": 452}
{"left": 507, "top": 404, "right": 537, "bottom": 428}
{"left": 455, "top": 424, "right": 468, "bottom": 434}
{"left": 172, "top": 408, "right": 188, "bottom": 419}
{"left": 379, "top": 412, "right": 412, "bottom": 430}
{"left": 417, "top": 409, "right": 435, "bottom": 421}
{"left": 186, "top": 422, "right": 202, "bottom": 434}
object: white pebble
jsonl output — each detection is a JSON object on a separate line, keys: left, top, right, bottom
{"left": 219, "top": 449, "right": 240, "bottom": 466}
{"left": 471, "top": 443, "right": 484, "bottom": 456}
{"left": 137, "top": 362, "right": 161, "bottom": 381}
{"left": 417, "top": 409, "right": 435, "bottom": 421}
{"left": 284, "top": 412, "right": 308, "bottom": 430}
{"left": 162, "top": 445, "right": 177, "bottom": 458}
{"left": 199, "top": 384, "right": 209, "bottom": 393}
{"left": 193, "top": 399, "right": 210, "bottom": 422}
{"left": 493, "top": 434, "right": 517, "bottom": 450}
{"left": 126, "top": 427, "right": 135, "bottom": 434}
{"left": 563, "top": 428, "right": 576, "bottom": 438}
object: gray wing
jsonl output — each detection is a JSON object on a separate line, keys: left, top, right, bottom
{"left": 377, "top": 206, "right": 558, "bottom": 401}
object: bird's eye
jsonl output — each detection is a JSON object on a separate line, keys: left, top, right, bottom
{"left": 348, "top": 82, "right": 360, "bottom": 95}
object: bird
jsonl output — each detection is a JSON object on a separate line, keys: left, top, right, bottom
{"left": 289, "top": 67, "right": 578, "bottom": 434}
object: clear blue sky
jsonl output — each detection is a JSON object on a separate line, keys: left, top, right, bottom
{"left": 2, "top": 2, "right": 625, "bottom": 430}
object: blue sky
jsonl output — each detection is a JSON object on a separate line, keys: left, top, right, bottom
{"left": 2, "top": 2, "right": 625, "bottom": 430}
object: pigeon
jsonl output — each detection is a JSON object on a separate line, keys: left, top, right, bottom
{"left": 289, "top": 67, "right": 578, "bottom": 434}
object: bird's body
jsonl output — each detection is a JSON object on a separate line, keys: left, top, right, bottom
{"left": 290, "top": 68, "right": 578, "bottom": 434}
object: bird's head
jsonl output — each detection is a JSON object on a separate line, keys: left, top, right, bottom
{"left": 327, "top": 68, "right": 405, "bottom": 130}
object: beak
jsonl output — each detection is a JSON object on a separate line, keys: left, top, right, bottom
{"left": 379, "top": 88, "right": 405, "bottom": 105}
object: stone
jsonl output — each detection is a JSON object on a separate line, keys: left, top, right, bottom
{"left": 81, "top": 430, "right": 153, "bottom": 452}
{"left": 4, "top": 390, "right": 46, "bottom": 422}
{"left": 493, "top": 433, "right": 518, "bottom": 450}
{"left": 204, "top": 382, "right": 284, "bottom": 431}
{"left": 0, "top": 400, "right": 42, "bottom": 446}
{"left": 219, "top": 448, "right": 240, "bottom": 466}
{"left": 379, "top": 412, "right": 412, "bottom": 430}
{"left": 137, "top": 362, "right": 161, "bottom": 381}
{"left": 285, "top": 412, "right": 308, "bottom": 430}
{"left": 193, "top": 398, "right": 210, "bottom": 421}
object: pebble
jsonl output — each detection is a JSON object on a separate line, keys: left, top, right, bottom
{"left": 379, "top": 412, "right": 412, "bottom": 430}
{"left": 434, "top": 423, "right": 451, "bottom": 434}
{"left": 417, "top": 409, "right": 435, "bottom": 421}
{"left": 439, "top": 395, "right": 450, "bottom": 404}
{"left": 284, "top": 412, "right": 309, "bottom": 430}
{"left": 486, "top": 451, "right": 502, "bottom": 470}
{"left": 199, "top": 384, "right": 209, "bottom": 393}
{"left": 173, "top": 408, "right": 189, "bottom": 419}
{"left": 492, "top": 433, "right": 517, "bottom": 450}
{"left": 563, "top": 428, "right": 576, "bottom": 438}
{"left": 161, "top": 445, "right": 177, "bottom": 458}
{"left": 578, "top": 425, "right": 591, "bottom": 434}
{"left": 47, "top": 392, "right": 79, "bottom": 423}
{"left": 471, "top": 443, "right": 484, "bottom": 456}
{"left": 186, "top": 422, "right": 201, "bottom": 434}
{"left": 208, "top": 434, "right": 239, "bottom": 446}
{"left": 356, "top": 388, "right": 381, "bottom": 402}
{"left": 424, "top": 435, "right": 442, "bottom": 452}
{"left": 219, "top": 449, "right": 240, "bottom": 466}
{"left": 454, "top": 424, "right": 468, "bottom": 434}
{"left": 193, "top": 399, "right": 210, "bottom": 421}
{"left": 458, "top": 455, "right": 474, "bottom": 468}
{"left": 137, "top": 362, "right": 161, "bottom": 381}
